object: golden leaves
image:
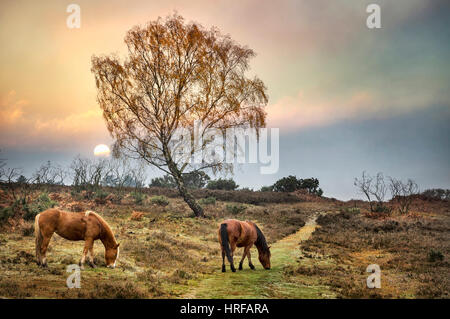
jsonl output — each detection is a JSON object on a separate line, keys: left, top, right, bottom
{"left": 91, "top": 13, "right": 268, "bottom": 171}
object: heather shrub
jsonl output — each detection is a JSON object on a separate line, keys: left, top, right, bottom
{"left": 0, "top": 206, "right": 14, "bottom": 225}
{"left": 94, "top": 188, "right": 109, "bottom": 204}
{"left": 428, "top": 249, "right": 444, "bottom": 262}
{"left": 150, "top": 195, "right": 169, "bottom": 206}
{"left": 131, "top": 191, "right": 146, "bottom": 205}
{"left": 226, "top": 203, "right": 247, "bottom": 215}
{"left": 206, "top": 178, "right": 238, "bottom": 191}
{"left": 23, "top": 192, "right": 57, "bottom": 221}
{"left": 199, "top": 197, "right": 216, "bottom": 206}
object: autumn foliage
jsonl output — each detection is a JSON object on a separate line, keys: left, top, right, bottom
{"left": 91, "top": 14, "right": 268, "bottom": 217}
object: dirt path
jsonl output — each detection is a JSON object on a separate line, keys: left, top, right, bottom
{"left": 183, "top": 214, "right": 335, "bottom": 298}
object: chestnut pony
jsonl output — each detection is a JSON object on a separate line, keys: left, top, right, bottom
{"left": 34, "top": 209, "right": 120, "bottom": 268}
{"left": 218, "top": 219, "right": 271, "bottom": 272}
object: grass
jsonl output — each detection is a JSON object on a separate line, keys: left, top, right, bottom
{"left": 286, "top": 206, "right": 450, "bottom": 298}
{"left": 185, "top": 214, "right": 335, "bottom": 298}
{"left": 0, "top": 188, "right": 328, "bottom": 298}
{"left": 150, "top": 195, "right": 170, "bottom": 206}
{"left": 0, "top": 186, "right": 448, "bottom": 299}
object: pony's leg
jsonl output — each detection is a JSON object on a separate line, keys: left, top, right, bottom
{"left": 39, "top": 235, "right": 52, "bottom": 267}
{"left": 79, "top": 239, "right": 92, "bottom": 269}
{"left": 79, "top": 249, "right": 87, "bottom": 269}
{"left": 247, "top": 250, "right": 255, "bottom": 270}
{"left": 221, "top": 250, "right": 226, "bottom": 272}
{"left": 239, "top": 246, "right": 250, "bottom": 270}
{"left": 229, "top": 243, "right": 237, "bottom": 272}
{"left": 35, "top": 234, "right": 42, "bottom": 266}
{"left": 88, "top": 242, "right": 96, "bottom": 268}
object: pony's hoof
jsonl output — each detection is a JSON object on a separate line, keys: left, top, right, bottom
{"left": 238, "top": 264, "right": 243, "bottom": 270}
{"left": 221, "top": 266, "right": 226, "bottom": 272}
{"left": 249, "top": 264, "right": 255, "bottom": 270}
{"left": 231, "top": 267, "right": 236, "bottom": 273}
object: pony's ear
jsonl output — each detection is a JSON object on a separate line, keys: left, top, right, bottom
{"left": 116, "top": 243, "right": 120, "bottom": 248}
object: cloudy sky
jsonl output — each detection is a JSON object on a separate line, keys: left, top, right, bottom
{"left": 1, "top": 0, "right": 449, "bottom": 199}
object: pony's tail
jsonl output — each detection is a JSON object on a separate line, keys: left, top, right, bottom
{"left": 220, "top": 223, "right": 233, "bottom": 263}
{"left": 34, "top": 214, "right": 42, "bottom": 263}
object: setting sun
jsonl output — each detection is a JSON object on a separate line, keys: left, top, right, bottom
{"left": 93, "top": 144, "right": 110, "bottom": 157}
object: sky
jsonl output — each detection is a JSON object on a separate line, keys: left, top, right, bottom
{"left": 0, "top": 0, "right": 449, "bottom": 200}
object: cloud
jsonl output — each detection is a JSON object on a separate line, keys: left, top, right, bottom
{"left": 0, "top": 91, "right": 27, "bottom": 125}
{"left": 0, "top": 91, "right": 110, "bottom": 150}
{"left": 266, "top": 90, "right": 370, "bottom": 130}
{"left": 1, "top": 0, "right": 448, "bottom": 150}
{"left": 33, "top": 109, "right": 103, "bottom": 134}
{"left": 265, "top": 88, "right": 448, "bottom": 132}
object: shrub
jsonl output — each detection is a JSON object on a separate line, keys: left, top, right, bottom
{"left": 94, "top": 188, "right": 109, "bottom": 204}
{"left": 226, "top": 203, "right": 247, "bottom": 215}
{"left": 131, "top": 191, "right": 146, "bottom": 205}
{"left": 150, "top": 171, "right": 210, "bottom": 189}
{"left": 373, "top": 204, "right": 391, "bottom": 214}
{"left": 130, "top": 211, "right": 144, "bottom": 221}
{"left": 273, "top": 175, "right": 298, "bottom": 192}
{"left": 182, "top": 171, "right": 210, "bottom": 189}
{"left": 150, "top": 195, "right": 169, "bottom": 206}
{"left": 149, "top": 175, "right": 177, "bottom": 188}
{"left": 143, "top": 187, "right": 302, "bottom": 204}
{"left": 0, "top": 206, "right": 14, "bottom": 225}
{"left": 428, "top": 249, "right": 444, "bottom": 262}
{"left": 298, "top": 178, "right": 322, "bottom": 195}
{"left": 70, "top": 190, "right": 83, "bottom": 201}
{"left": 364, "top": 205, "right": 392, "bottom": 219}
{"left": 199, "top": 197, "right": 216, "bottom": 206}
{"left": 22, "top": 224, "right": 34, "bottom": 236}
{"left": 286, "top": 215, "right": 306, "bottom": 227}
{"left": 23, "top": 192, "right": 57, "bottom": 221}
{"left": 421, "top": 188, "right": 450, "bottom": 201}
{"left": 89, "top": 282, "right": 147, "bottom": 299}
{"left": 340, "top": 207, "right": 360, "bottom": 214}
{"left": 260, "top": 186, "right": 273, "bottom": 192}
{"left": 272, "top": 175, "right": 323, "bottom": 195}
{"left": 206, "top": 178, "right": 238, "bottom": 191}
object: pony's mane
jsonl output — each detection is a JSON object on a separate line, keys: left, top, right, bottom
{"left": 254, "top": 223, "right": 270, "bottom": 254}
{"left": 85, "top": 211, "right": 117, "bottom": 244}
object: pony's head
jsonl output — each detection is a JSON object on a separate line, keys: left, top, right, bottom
{"left": 254, "top": 223, "right": 271, "bottom": 269}
{"left": 105, "top": 243, "right": 120, "bottom": 268}
{"left": 258, "top": 246, "right": 271, "bottom": 270}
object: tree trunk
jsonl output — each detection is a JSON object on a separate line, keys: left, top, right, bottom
{"left": 165, "top": 156, "right": 205, "bottom": 218}
{"left": 177, "top": 180, "right": 205, "bottom": 218}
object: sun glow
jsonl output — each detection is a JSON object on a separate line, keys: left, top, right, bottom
{"left": 93, "top": 144, "right": 110, "bottom": 157}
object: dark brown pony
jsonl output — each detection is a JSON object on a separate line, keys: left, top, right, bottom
{"left": 218, "top": 219, "right": 271, "bottom": 272}
{"left": 35, "top": 208, "right": 120, "bottom": 268}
